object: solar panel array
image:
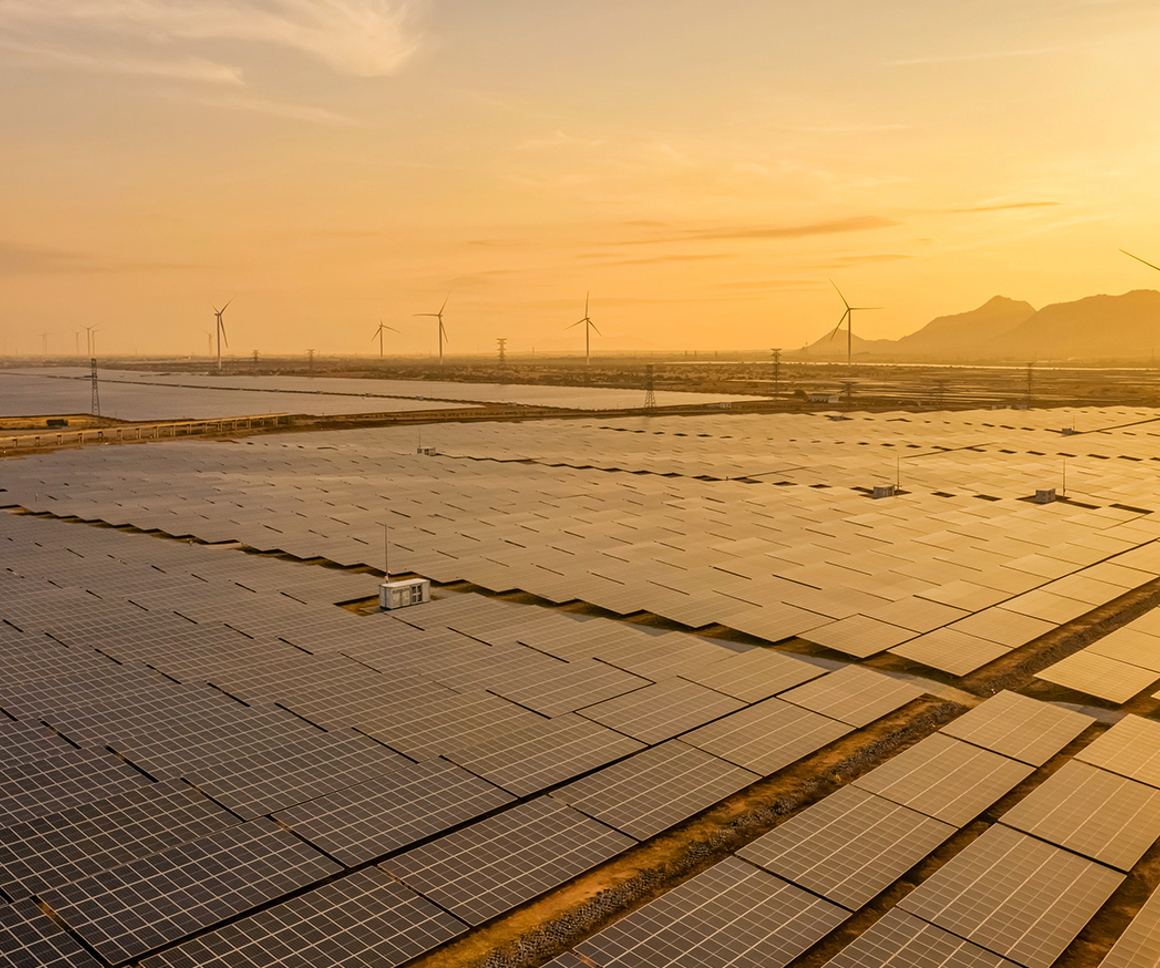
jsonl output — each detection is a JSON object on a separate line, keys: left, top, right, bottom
{"left": 5, "top": 402, "right": 1160, "bottom": 965}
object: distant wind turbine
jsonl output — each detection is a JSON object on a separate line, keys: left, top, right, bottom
{"left": 1121, "top": 249, "right": 1160, "bottom": 273}
{"left": 372, "top": 318, "right": 399, "bottom": 358}
{"left": 828, "top": 279, "right": 880, "bottom": 367}
{"left": 204, "top": 331, "right": 214, "bottom": 356}
{"left": 74, "top": 330, "right": 81, "bottom": 356}
{"left": 566, "top": 292, "right": 601, "bottom": 366}
{"left": 212, "top": 300, "right": 232, "bottom": 372}
{"left": 414, "top": 295, "right": 449, "bottom": 364}
{"left": 84, "top": 325, "right": 99, "bottom": 357}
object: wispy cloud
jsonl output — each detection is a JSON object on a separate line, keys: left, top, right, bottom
{"left": 617, "top": 215, "right": 898, "bottom": 246}
{"left": 0, "top": 0, "right": 424, "bottom": 77}
{"left": 0, "top": 240, "right": 202, "bottom": 274}
{"left": 892, "top": 46, "right": 1070, "bottom": 66}
{"left": 0, "top": 38, "right": 244, "bottom": 83}
{"left": 949, "top": 201, "right": 1061, "bottom": 214}
{"left": 579, "top": 253, "right": 736, "bottom": 267}
{"left": 166, "top": 89, "right": 366, "bottom": 126}
{"left": 805, "top": 253, "right": 913, "bottom": 269}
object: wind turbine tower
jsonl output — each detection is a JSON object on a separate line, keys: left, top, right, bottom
{"left": 372, "top": 319, "right": 398, "bottom": 358}
{"left": 212, "top": 300, "right": 232, "bottom": 372}
{"left": 414, "top": 295, "right": 449, "bottom": 365}
{"left": 828, "top": 280, "right": 881, "bottom": 367}
{"left": 84, "top": 326, "right": 99, "bottom": 357}
{"left": 567, "top": 292, "right": 601, "bottom": 366}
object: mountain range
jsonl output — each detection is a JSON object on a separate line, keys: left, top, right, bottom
{"left": 796, "top": 289, "right": 1160, "bottom": 362}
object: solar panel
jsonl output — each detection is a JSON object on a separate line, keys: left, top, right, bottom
{"left": 575, "top": 856, "right": 849, "bottom": 968}
{"left": 998, "top": 760, "right": 1160, "bottom": 871}
{"left": 680, "top": 698, "right": 852, "bottom": 775}
{"left": 1097, "top": 880, "right": 1160, "bottom": 968}
{"left": 899, "top": 824, "right": 1123, "bottom": 968}
{"left": 0, "top": 897, "right": 102, "bottom": 968}
{"left": 380, "top": 797, "right": 633, "bottom": 926}
{"left": 0, "top": 717, "right": 78, "bottom": 770}
{"left": 822, "top": 908, "right": 1020, "bottom": 968}
{"left": 1076, "top": 714, "right": 1160, "bottom": 787}
{"left": 0, "top": 779, "right": 237, "bottom": 900}
{"left": 737, "top": 786, "right": 956, "bottom": 910}
{"left": 184, "top": 731, "right": 409, "bottom": 818}
{"left": 939, "top": 690, "right": 1093, "bottom": 765}
{"left": 778, "top": 666, "right": 925, "bottom": 727}
{"left": 140, "top": 867, "right": 466, "bottom": 968}
{"left": 40, "top": 818, "right": 340, "bottom": 964}
{"left": 0, "top": 748, "right": 151, "bottom": 829}
{"left": 490, "top": 658, "right": 652, "bottom": 717}
{"left": 852, "top": 733, "right": 1034, "bottom": 826}
{"left": 677, "top": 646, "right": 825, "bottom": 701}
{"left": 448, "top": 713, "right": 645, "bottom": 796}
{"left": 1036, "top": 650, "right": 1160, "bottom": 704}
{"left": 274, "top": 758, "right": 515, "bottom": 866}
{"left": 801, "top": 614, "right": 917, "bottom": 658}
{"left": 577, "top": 678, "right": 746, "bottom": 744}
{"left": 890, "top": 628, "right": 1011, "bottom": 676}
{"left": 551, "top": 740, "right": 759, "bottom": 839}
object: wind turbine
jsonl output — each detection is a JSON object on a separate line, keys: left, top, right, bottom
{"left": 1121, "top": 249, "right": 1160, "bottom": 273}
{"left": 204, "top": 331, "right": 213, "bottom": 356}
{"left": 83, "top": 325, "right": 99, "bottom": 357}
{"left": 414, "top": 295, "right": 449, "bottom": 364}
{"left": 566, "top": 292, "right": 601, "bottom": 366}
{"left": 74, "top": 330, "right": 81, "bottom": 356}
{"left": 828, "top": 279, "right": 880, "bottom": 367}
{"left": 212, "top": 300, "right": 232, "bottom": 372}
{"left": 371, "top": 318, "right": 399, "bottom": 358}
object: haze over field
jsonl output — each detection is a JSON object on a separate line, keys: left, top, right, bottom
{"left": 3, "top": 1, "right": 1160, "bottom": 356}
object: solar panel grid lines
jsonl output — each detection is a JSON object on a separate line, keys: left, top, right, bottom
{"left": 851, "top": 733, "right": 1036, "bottom": 826}
{"left": 0, "top": 896, "right": 103, "bottom": 968}
{"left": 939, "top": 691, "right": 1093, "bottom": 766}
{"left": 736, "top": 785, "right": 957, "bottom": 911}
{"left": 576, "top": 678, "right": 746, "bottom": 744}
{"left": 354, "top": 689, "right": 550, "bottom": 761}
{"left": 0, "top": 779, "right": 239, "bottom": 900}
{"left": 821, "top": 908, "right": 1021, "bottom": 968}
{"left": 777, "top": 665, "right": 926, "bottom": 727}
{"left": 1087, "top": 626, "right": 1160, "bottom": 672}
{"left": 898, "top": 823, "right": 1125, "bottom": 968}
{"left": 447, "top": 713, "right": 646, "bottom": 797}
{"left": 0, "top": 718, "right": 78, "bottom": 770}
{"left": 551, "top": 740, "right": 760, "bottom": 840}
{"left": 676, "top": 646, "right": 825, "bottom": 701}
{"left": 1097, "top": 880, "right": 1160, "bottom": 968}
{"left": 1036, "top": 651, "right": 1160, "bottom": 704}
{"left": 944, "top": 608, "right": 1054, "bottom": 649}
{"left": 680, "top": 697, "right": 853, "bottom": 776}
{"left": 0, "top": 747, "right": 152, "bottom": 830}
{"left": 39, "top": 817, "right": 341, "bottom": 964}
{"left": 799, "top": 614, "right": 918, "bottom": 658}
{"left": 274, "top": 758, "right": 515, "bottom": 867}
{"left": 889, "top": 628, "right": 1012, "bottom": 676}
{"left": 488, "top": 658, "right": 653, "bottom": 718}
{"left": 182, "top": 731, "right": 411, "bottom": 819}
{"left": 574, "top": 855, "right": 850, "bottom": 968}
{"left": 138, "top": 867, "right": 468, "bottom": 968}
{"left": 1075, "top": 715, "right": 1160, "bottom": 788}
{"left": 380, "top": 797, "right": 635, "bottom": 926}
{"left": 997, "top": 760, "right": 1160, "bottom": 872}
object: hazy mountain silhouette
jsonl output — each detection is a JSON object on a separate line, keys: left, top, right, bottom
{"left": 797, "top": 289, "right": 1160, "bottom": 361}
{"left": 894, "top": 296, "right": 1035, "bottom": 358}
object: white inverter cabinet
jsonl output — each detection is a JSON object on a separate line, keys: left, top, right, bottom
{"left": 379, "top": 578, "right": 431, "bottom": 610}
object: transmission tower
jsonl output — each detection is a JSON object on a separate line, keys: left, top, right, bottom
{"left": 496, "top": 338, "right": 507, "bottom": 365}
{"left": 90, "top": 358, "right": 100, "bottom": 416}
{"left": 307, "top": 349, "right": 316, "bottom": 372}
{"left": 771, "top": 348, "right": 782, "bottom": 398}
{"left": 644, "top": 364, "right": 657, "bottom": 412}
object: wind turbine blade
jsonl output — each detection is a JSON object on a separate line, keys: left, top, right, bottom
{"left": 439, "top": 292, "right": 450, "bottom": 313}
{"left": 440, "top": 321, "right": 448, "bottom": 342}
{"left": 1121, "top": 249, "right": 1160, "bottom": 273}
{"left": 585, "top": 291, "right": 590, "bottom": 316}
{"left": 829, "top": 278, "right": 851, "bottom": 310}
{"left": 852, "top": 306, "right": 883, "bottom": 311}
{"left": 828, "top": 310, "right": 849, "bottom": 340}
{"left": 220, "top": 298, "right": 233, "bottom": 313}
{"left": 589, "top": 322, "right": 602, "bottom": 337}
{"left": 414, "top": 313, "right": 437, "bottom": 317}
{"left": 220, "top": 322, "right": 228, "bottom": 348}
{"left": 387, "top": 325, "right": 399, "bottom": 333}
{"left": 566, "top": 321, "right": 582, "bottom": 330}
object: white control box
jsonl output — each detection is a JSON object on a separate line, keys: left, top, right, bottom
{"left": 379, "top": 578, "right": 431, "bottom": 610}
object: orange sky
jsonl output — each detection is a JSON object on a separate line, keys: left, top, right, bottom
{"left": 3, "top": 1, "right": 1160, "bottom": 358}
